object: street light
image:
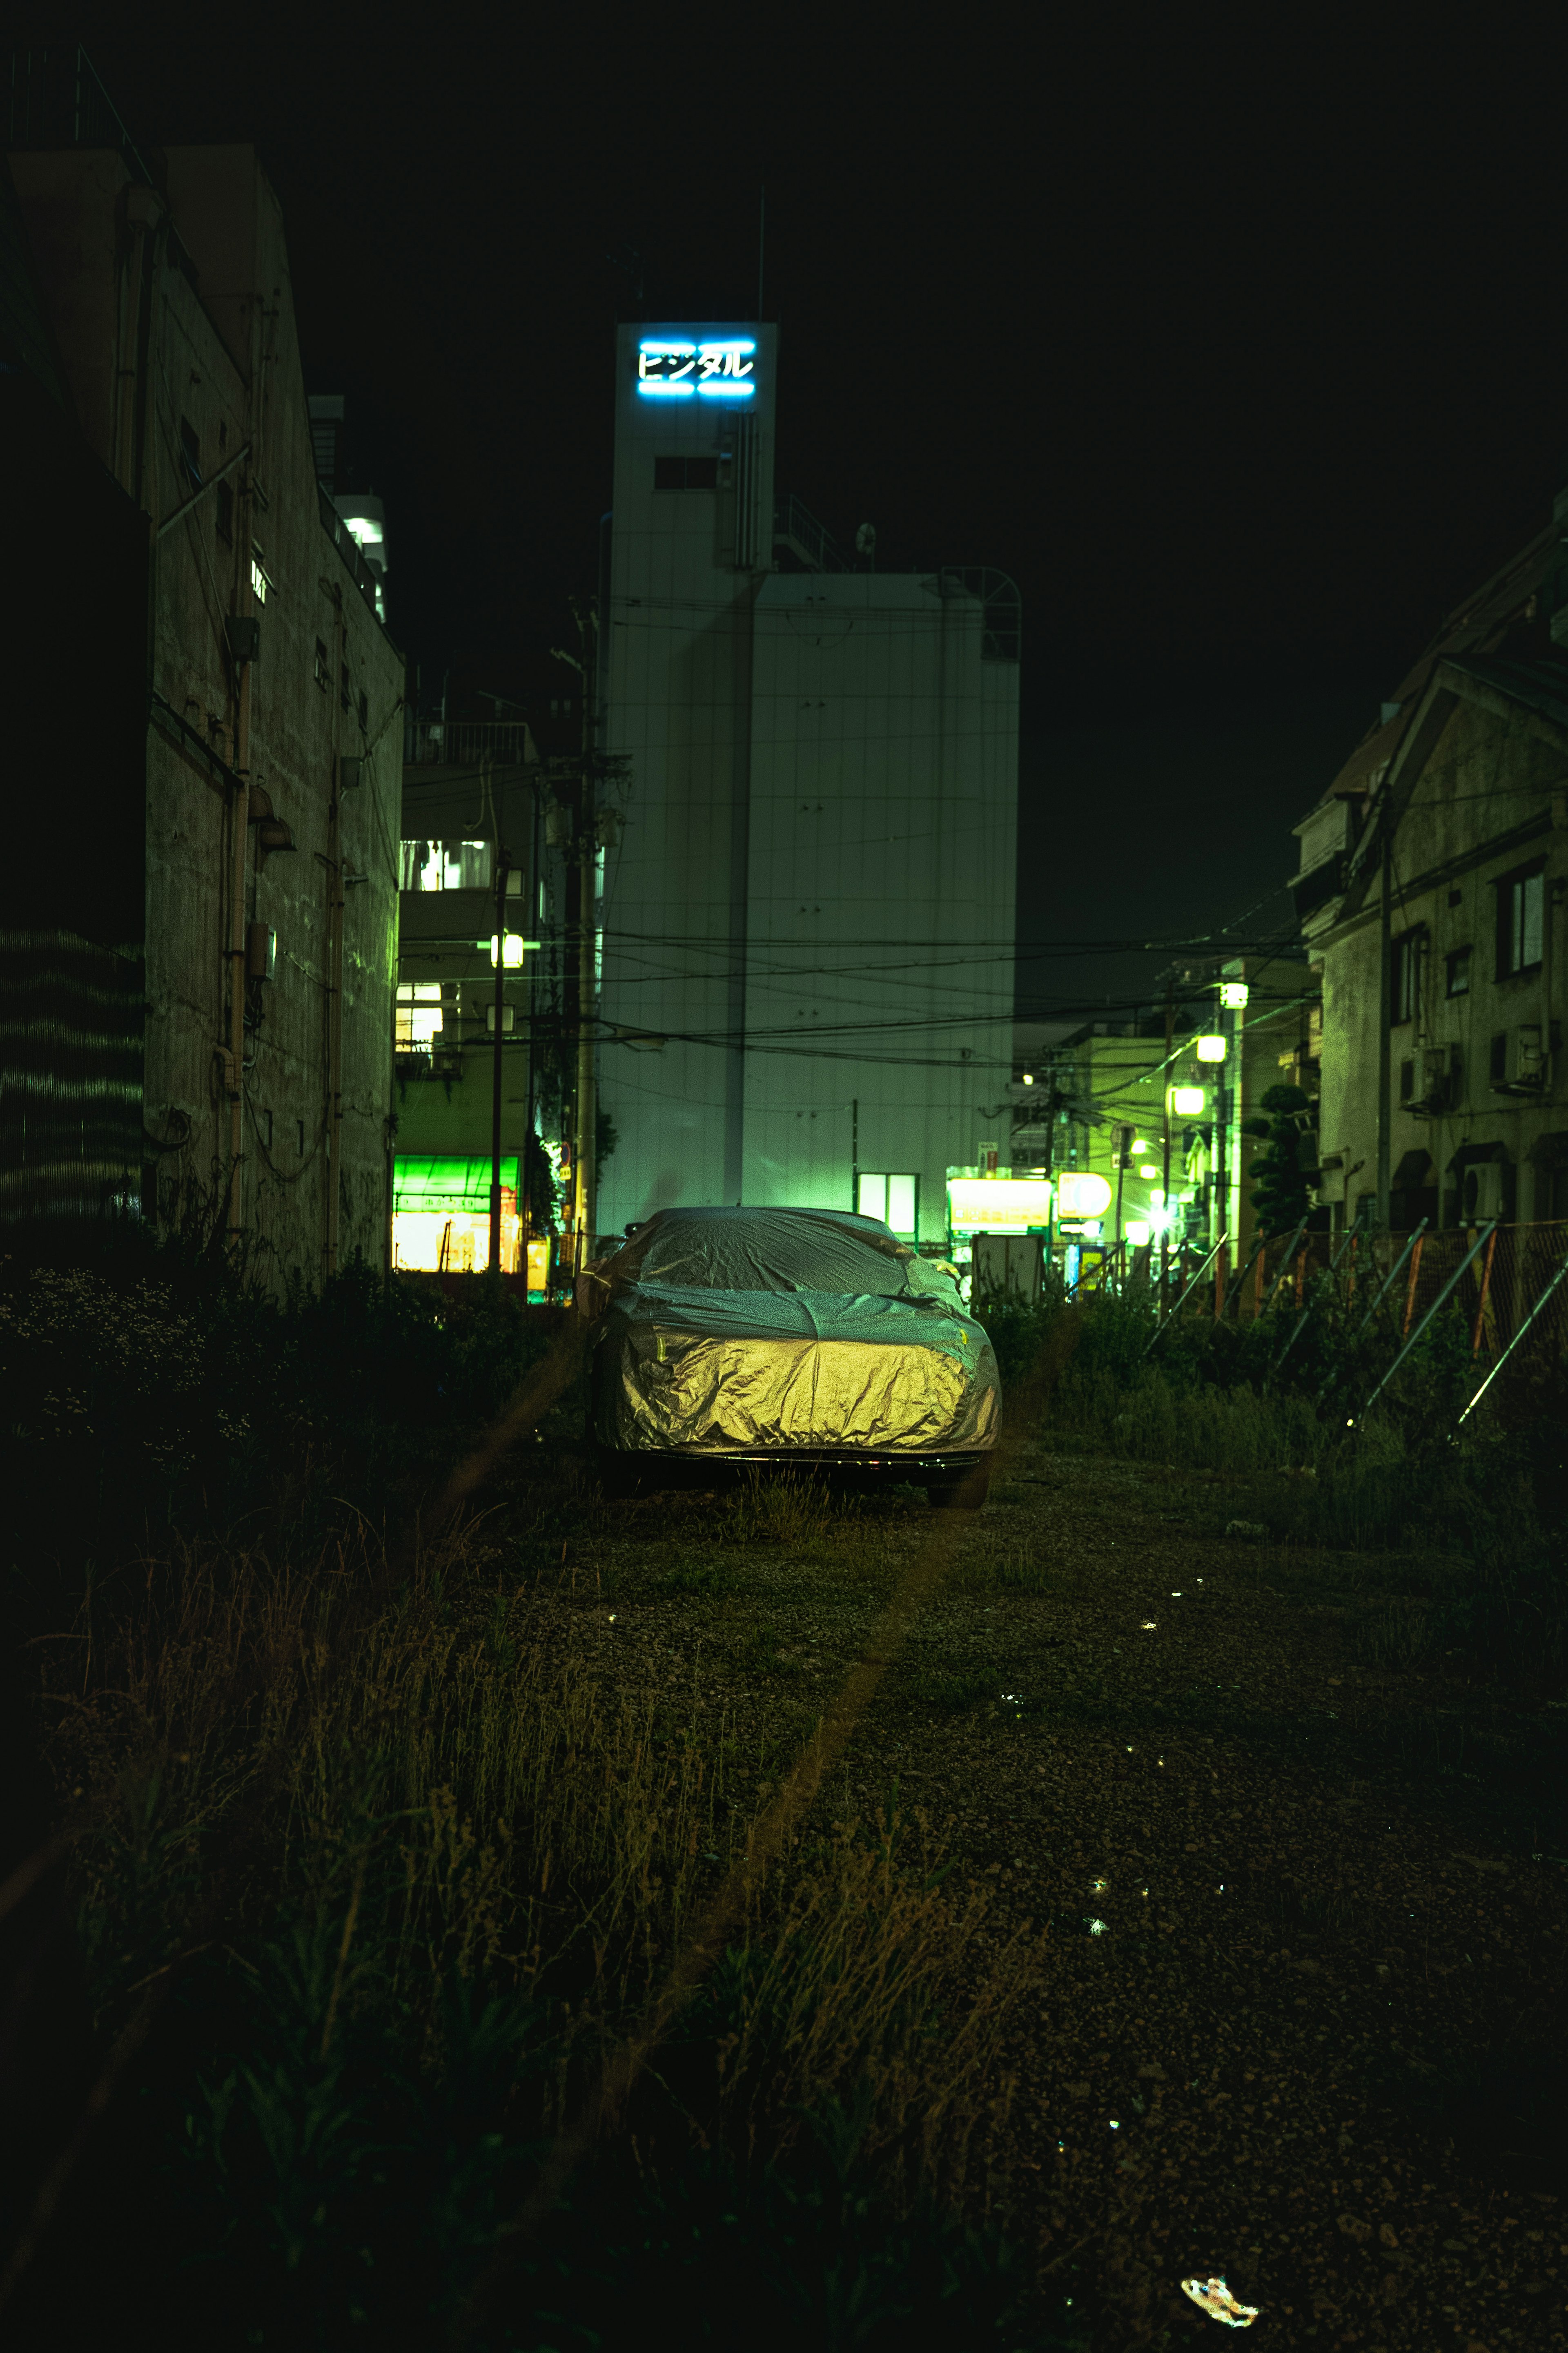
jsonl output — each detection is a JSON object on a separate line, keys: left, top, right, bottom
{"left": 1196, "top": 1034, "right": 1227, "bottom": 1062}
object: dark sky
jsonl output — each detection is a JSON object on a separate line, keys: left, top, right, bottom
{"left": 47, "top": 4, "right": 1568, "bottom": 1015}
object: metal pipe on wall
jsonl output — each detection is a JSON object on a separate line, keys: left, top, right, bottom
{"left": 324, "top": 593, "right": 347, "bottom": 1279}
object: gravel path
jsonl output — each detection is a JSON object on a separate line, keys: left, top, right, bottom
{"left": 526, "top": 1438, "right": 1568, "bottom": 2351}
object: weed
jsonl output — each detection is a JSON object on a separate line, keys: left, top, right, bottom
{"left": 659, "top": 1555, "right": 744, "bottom": 1598}
{"left": 908, "top": 1666, "right": 999, "bottom": 1715}
{"left": 718, "top": 1468, "right": 836, "bottom": 1549}
{"left": 1356, "top": 1596, "right": 1435, "bottom": 1672}
{"left": 992, "top": 1548, "right": 1054, "bottom": 1595}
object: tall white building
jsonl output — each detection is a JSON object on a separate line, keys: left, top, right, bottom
{"left": 597, "top": 320, "right": 1018, "bottom": 1248}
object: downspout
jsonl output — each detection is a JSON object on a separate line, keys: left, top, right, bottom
{"left": 226, "top": 636, "right": 252, "bottom": 1255}
{"left": 1376, "top": 832, "right": 1393, "bottom": 1229}
{"left": 325, "top": 589, "right": 347, "bottom": 1279}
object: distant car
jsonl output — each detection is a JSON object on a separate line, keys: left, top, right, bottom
{"left": 580, "top": 1205, "right": 999, "bottom": 1504}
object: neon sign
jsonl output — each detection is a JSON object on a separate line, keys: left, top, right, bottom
{"left": 637, "top": 337, "right": 756, "bottom": 400}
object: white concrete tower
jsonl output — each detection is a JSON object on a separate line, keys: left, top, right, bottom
{"left": 597, "top": 322, "right": 1018, "bottom": 1247}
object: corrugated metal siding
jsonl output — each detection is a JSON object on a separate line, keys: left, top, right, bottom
{"left": 0, "top": 932, "right": 144, "bottom": 1218}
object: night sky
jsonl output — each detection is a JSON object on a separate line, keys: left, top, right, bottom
{"left": 50, "top": 5, "right": 1568, "bottom": 1016}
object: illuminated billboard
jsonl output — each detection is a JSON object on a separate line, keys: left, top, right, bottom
{"left": 947, "top": 1177, "right": 1052, "bottom": 1231}
{"left": 637, "top": 336, "right": 757, "bottom": 400}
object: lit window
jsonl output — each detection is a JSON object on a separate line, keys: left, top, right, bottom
{"left": 856, "top": 1171, "right": 919, "bottom": 1233}
{"left": 398, "top": 840, "right": 493, "bottom": 892}
{"left": 395, "top": 982, "right": 443, "bottom": 1053}
{"left": 1391, "top": 929, "right": 1423, "bottom": 1023}
{"left": 1446, "top": 946, "right": 1471, "bottom": 997}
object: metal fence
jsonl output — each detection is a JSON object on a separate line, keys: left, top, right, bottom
{"left": 1085, "top": 1221, "right": 1568, "bottom": 1411}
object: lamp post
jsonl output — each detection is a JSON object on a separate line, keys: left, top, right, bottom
{"left": 489, "top": 839, "right": 510, "bottom": 1276}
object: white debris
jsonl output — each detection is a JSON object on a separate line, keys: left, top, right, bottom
{"left": 1180, "top": 2276, "right": 1260, "bottom": 2328}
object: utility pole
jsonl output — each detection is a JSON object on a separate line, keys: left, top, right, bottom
{"left": 489, "top": 820, "right": 509, "bottom": 1277}
{"left": 1160, "top": 977, "right": 1175, "bottom": 1309}
{"left": 553, "top": 602, "right": 600, "bottom": 1270}
{"left": 1376, "top": 832, "right": 1393, "bottom": 1229}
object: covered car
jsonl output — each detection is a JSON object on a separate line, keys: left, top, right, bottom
{"left": 580, "top": 1206, "right": 999, "bottom": 1503}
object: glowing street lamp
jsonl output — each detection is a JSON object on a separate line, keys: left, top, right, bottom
{"left": 1195, "top": 1034, "right": 1227, "bottom": 1062}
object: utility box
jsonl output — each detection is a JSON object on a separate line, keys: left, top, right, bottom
{"left": 972, "top": 1233, "right": 1042, "bottom": 1301}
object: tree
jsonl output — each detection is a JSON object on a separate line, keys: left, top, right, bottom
{"left": 1242, "top": 1082, "right": 1312, "bottom": 1236}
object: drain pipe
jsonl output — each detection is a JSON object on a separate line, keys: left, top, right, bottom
{"left": 225, "top": 627, "right": 253, "bottom": 1255}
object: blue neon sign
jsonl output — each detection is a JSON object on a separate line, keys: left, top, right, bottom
{"left": 637, "top": 337, "right": 756, "bottom": 400}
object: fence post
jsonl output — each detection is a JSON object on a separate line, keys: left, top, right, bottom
{"left": 1401, "top": 1229, "right": 1426, "bottom": 1337}
{"left": 1470, "top": 1225, "right": 1499, "bottom": 1355}
{"left": 1348, "top": 1220, "right": 1498, "bottom": 1427}
{"left": 1458, "top": 1236, "right": 1568, "bottom": 1424}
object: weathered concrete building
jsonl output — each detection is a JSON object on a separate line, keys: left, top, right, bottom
{"left": 3, "top": 62, "right": 403, "bottom": 1276}
{"left": 1291, "top": 494, "right": 1568, "bottom": 1233}
{"left": 597, "top": 321, "right": 1020, "bottom": 1251}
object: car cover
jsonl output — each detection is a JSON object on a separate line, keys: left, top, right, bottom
{"left": 584, "top": 1208, "right": 1000, "bottom": 1456}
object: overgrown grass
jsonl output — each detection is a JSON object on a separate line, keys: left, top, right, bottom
{"left": 973, "top": 1276, "right": 1568, "bottom": 1689}
{"left": 8, "top": 1510, "right": 1044, "bottom": 2345}
{"left": 0, "top": 1230, "right": 1053, "bottom": 2343}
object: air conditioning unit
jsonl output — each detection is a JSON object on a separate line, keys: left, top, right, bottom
{"left": 1492, "top": 1024, "right": 1546, "bottom": 1094}
{"left": 1410, "top": 1045, "right": 1458, "bottom": 1116}
{"left": 1461, "top": 1161, "right": 1508, "bottom": 1222}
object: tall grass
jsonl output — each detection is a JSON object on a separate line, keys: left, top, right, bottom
{"left": 9, "top": 1509, "right": 1043, "bottom": 2345}
{"left": 980, "top": 1280, "right": 1568, "bottom": 1685}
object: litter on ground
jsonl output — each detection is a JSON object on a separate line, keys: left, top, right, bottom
{"left": 1180, "top": 2274, "right": 1261, "bottom": 2327}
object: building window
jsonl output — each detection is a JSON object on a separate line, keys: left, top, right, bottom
{"left": 296, "top": 1118, "right": 305, "bottom": 1155}
{"left": 654, "top": 455, "right": 718, "bottom": 491}
{"left": 855, "top": 1170, "right": 919, "bottom": 1234}
{"left": 399, "top": 839, "right": 493, "bottom": 892}
{"left": 1446, "top": 946, "right": 1471, "bottom": 997}
{"left": 315, "top": 638, "right": 330, "bottom": 691}
{"left": 339, "top": 662, "right": 351, "bottom": 712}
{"left": 1497, "top": 865, "right": 1544, "bottom": 978}
{"left": 357, "top": 688, "right": 368, "bottom": 731}
{"left": 1399, "top": 1058, "right": 1414, "bottom": 1103}
{"left": 216, "top": 480, "right": 234, "bottom": 544}
{"left": 179, "top": 416, "right": 201, "bottom": 487}
{"left": 1489, "top": 1032, "right": 1508, "bottom": 1084}
{"left": 1391, "top": 928, "right": 1423, "bottom": 1024}
{"left": 395, "top": 982, "right": 444, "bottom": 1054}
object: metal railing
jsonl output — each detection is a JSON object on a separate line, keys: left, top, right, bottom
{"left": 317, "top": 486, "right": 386, "bottom": 622}
{"left": 939, "top": 567, "right": 1022, "bottom": 662}
{"left": 773, "top": 493, "right": 851, "bottom": 573}
{"left": 6, "top": 43, "right": 154, "bottom": 176}
{"left": 403, "top": 719, "right": 535, "bottom": 768}
{"left": 1097, "top": 1219, "right": 1568, "bottom": 1418}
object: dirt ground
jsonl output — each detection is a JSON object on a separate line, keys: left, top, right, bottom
{"left": 515, "top": 1430, "right": 1568, "bottom": 2352}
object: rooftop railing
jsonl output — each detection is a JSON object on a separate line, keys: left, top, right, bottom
{"left": 404, "top": 718, "right": 536, "bottom": 768}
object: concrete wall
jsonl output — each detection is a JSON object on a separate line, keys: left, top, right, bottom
{"left": 10, "top": 144, "right": 403, "bottom": 1275}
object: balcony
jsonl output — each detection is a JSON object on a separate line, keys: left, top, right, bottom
{"left": 404, "top": 718, "right": 536, "bottom": 769}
